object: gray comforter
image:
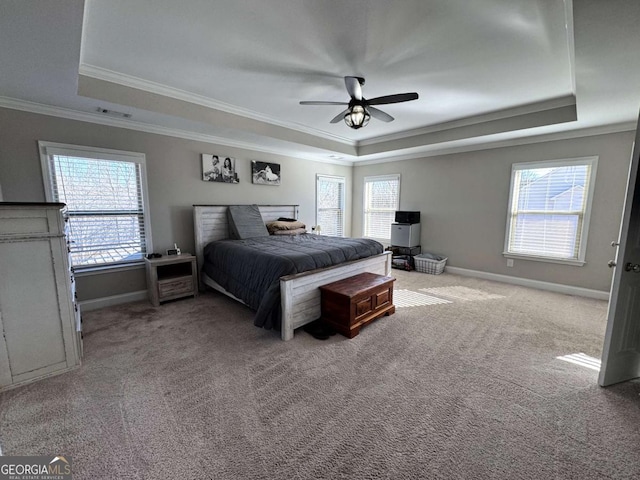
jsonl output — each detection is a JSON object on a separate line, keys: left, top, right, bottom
{"left": 203, "top": 234, "right": 383, "bottom": 330}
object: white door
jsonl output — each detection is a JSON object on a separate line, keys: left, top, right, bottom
{"left": 599, "top": 117, "right": 640, "bottom": 387}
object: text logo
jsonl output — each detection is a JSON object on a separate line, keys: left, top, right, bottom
{"left": 0, "top": 455, "right": 72, "bottom": 480}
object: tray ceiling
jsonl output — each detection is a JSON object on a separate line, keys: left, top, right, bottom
{"left": 1, "top": 0, "right": 639, "bottom": 164}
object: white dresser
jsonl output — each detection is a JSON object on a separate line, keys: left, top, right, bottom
{"left": 0, "top": 203, "right": 82, "bottom": 391}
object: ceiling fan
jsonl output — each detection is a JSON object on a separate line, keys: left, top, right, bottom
{"left": 300, "top": 76, "right": 418, "bottom": 129}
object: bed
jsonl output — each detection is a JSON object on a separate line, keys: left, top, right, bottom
{"left": 193, "top": 204, "right": 392, "bottom": 340}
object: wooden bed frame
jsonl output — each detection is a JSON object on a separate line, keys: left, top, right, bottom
{"left": 193, "top": 205, "right": 392, "bottom": 340}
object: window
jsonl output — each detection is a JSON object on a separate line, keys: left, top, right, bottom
{"left": 316, "top": 175, "right": 345, "bottom": 237}
{"left": 39, "top": 142, "right": 152, "bottom": 270}
{"left": 504, "top": 157, "right": 598, "bottom": 265}
{"left": 363, "top": 174, "right": 400, "bottom": 241}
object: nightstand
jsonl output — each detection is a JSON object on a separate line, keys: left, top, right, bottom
{"left": 145, "top": 254, "right": 198, "bottom": 306}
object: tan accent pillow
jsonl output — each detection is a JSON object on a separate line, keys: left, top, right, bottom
{"left": 272, "top": 227, "right": 307, "bottom": 235}
{"left": 266, "top": 220, "right": 306, "bottom": 233}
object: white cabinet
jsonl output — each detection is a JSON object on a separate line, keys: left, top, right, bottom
{"left": 0, "top": 203, "right": 82, "bottom": 391}
{"left": 390, "top": 223, "right": 421, "bottom": 247}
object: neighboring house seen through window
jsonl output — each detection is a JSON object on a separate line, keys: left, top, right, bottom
{"left": 39, "top": 142, "right": 152, "bottom": 270}
{"left": 363, "top": 174, "right": 400, "bottom": 241}
{"left": 316, "top": 175, "right": 345, "bottom": 237}
{"left": 504, "top": 157, "right": 598, "bottom": 264}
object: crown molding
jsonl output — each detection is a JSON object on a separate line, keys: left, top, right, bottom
{"left": 79, "top": 64, "right": 356, "bottom": 147}
{"left": 78, "top": 64, "right": 583, "bottom": 158}
{"left": 1, "top": 95, "right": 634, "bottom": 168}
{"left": 0, "top": 96, "right": 354, "bottom": 166}
{"left": 353, "top": 122, "right": 637, "bottom": 166}
{"left": 358, "top": 95, "right": 577, "bottom": 147}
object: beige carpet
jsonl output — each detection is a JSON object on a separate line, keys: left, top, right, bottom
{"left": 1, "top": 271, "right": 639, "bottom": 479}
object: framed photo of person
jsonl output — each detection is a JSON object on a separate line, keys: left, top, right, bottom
{"left": 251, "top": 160, "right": 281, "bottom": 185}
{"left": 202, "top": 154, "right": 239, "bottom": 183}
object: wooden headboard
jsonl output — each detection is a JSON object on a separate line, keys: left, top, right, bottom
{"left": 193, "top": 204, "right": 299, "bottom": 273}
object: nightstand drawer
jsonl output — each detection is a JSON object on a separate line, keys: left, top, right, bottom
{"left": 158, "top": 277, "right": 193, "bottom": 297}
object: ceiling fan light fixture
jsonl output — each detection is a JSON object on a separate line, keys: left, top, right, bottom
{"left": 300, "top": 76, "right": 417, "bottom": 127}
{"left": 344, "top": 105, "right": 370, "bottom": 129}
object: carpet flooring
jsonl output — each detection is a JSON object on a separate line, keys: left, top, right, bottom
{"left": 1, "top": 270, "right": 639, "bottom": 479}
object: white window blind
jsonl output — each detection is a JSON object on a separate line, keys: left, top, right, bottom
{"left": 316, "top": 175, "right": 345, "bottom": 237}
{"left": 363, "top": 174, "right": 400, "bottom": 241}
{"left": 505, "top": 157, "right": 598, "bottom": 263}
{"left": 39, "top": 142, "right": 151, "bottom": 269}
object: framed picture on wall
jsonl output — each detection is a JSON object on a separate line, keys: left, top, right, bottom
{"left": 202, "top": 154, "right": 239, "bottom": 183}
{"left": 251, "top": 160, "right": 281, "bottom": 185}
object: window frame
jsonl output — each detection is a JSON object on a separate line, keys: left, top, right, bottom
{"left": 503, "top": 156, "right": 598, "bottom": 266}
{"left": 39, "top": 141, "right": 153, "bottom": 272}
{"left": 316, "top": 174, "right": 346, "bottom": 237}
{"left": 362, "top": 173, "right": 401, "bottom": 243}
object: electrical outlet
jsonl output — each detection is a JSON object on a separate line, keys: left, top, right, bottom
{"left": 506, "top": 259, "right": 514, "bottom": 267}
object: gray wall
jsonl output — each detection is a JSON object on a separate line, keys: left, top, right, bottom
{"left": 0, "top": 107, "right": 352, "bottom": 300}
{"left": 353, "top": 132, "right": 634, "bottom": 292}
{"left": 0, "top": 106, "right": 633, "bottom": 298}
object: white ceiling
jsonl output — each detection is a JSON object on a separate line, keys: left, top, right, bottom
{"left": 1, "top": 0, "right": 639, "bottom": 164}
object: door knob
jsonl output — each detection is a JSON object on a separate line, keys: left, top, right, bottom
{"left": 624, "top": 262, "right": 640, "bottom": 273}
{"left": 608, "top": 260, "right": 617, "bottom": 268}
{"left": 611, "top": 241, "right": 620, "bottom": 247}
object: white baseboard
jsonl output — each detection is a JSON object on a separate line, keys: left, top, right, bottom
{"left": 79, "top": 290, "right": 148, "bottom": 311}
{"left": 445, "top": 266, "right": 610, "bottom": 301}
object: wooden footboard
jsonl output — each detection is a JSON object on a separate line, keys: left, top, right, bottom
{"left": 279, "top": 251, "right": 392, "bottom": 340}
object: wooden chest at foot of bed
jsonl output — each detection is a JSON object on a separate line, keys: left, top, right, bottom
{"left": 319, "top": 272, "right": 395, "bottom": 338}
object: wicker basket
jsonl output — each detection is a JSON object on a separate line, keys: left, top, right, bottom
{"left": 413, "top": 253, "right": 447, "bottom": 275}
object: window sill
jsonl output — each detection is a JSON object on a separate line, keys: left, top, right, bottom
{"left": 73, "top": 262, "right": 145, "bottom": 277}
{"left": 502, "top": 253, "right": 585, "bottom": 267}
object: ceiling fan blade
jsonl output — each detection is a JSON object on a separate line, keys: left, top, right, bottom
{"left": 368, "top": 107, "right": 394, "bottom": 123}
{"left": 367, "top": 92, "right": 419, "bottom": 105}
{"left": 300, "top": 101, "right": 348, "bottom": 105}
{"left": 345, "top": 76, "right": 363, "bottom": 101}
{"left": 330, "top": 109, "right": 350, "bottom": 123}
